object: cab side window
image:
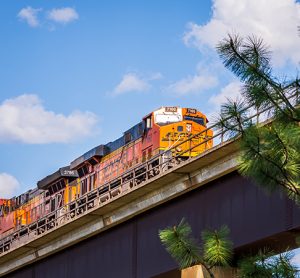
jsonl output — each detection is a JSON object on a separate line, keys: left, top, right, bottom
{"left": 145, "top": 116, "right": 152, "bottom": 129}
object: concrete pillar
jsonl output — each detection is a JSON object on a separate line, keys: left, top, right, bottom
{"left": 181, "top": 265, "right": 238, "bottom": 278}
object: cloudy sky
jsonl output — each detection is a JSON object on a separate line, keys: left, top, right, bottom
{"left": 0, "top": 0, "right": 299, "bottom": 199}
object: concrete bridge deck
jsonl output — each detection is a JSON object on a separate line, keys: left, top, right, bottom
{"left": 1, "top": 137, "right": 300, "bottom": 278}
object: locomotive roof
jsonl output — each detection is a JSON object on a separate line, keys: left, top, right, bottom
{"left": 37, "top": 166, "right": 79, "bottom": 190}
{"left": 100, "top": 122, "right": 144, "bottom": 154}
{"left": 70, "top": 121, "right": 144, "bottom": 170}
{"left": 70, "top": 144, "right": 109, "bottom": 169}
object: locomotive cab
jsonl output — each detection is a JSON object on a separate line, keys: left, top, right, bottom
{"left": 153, "top": 107, "right": 213, "bottom": 157}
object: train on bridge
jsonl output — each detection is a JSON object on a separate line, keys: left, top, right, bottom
{"left": 0, "top": 107, "right": 213, "bottom": 253}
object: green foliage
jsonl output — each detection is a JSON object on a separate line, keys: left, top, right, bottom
{"left": 202, "top": 225, "right": 233, "bottom": 267}
{"left": 159, "top": 219, "right": 201, "bottom": 269}
{"left": 238, "top": 121, "right": 300, "bottom": 202}
{"left": 159, "top": 219, "right": 233, "bottom": 273}
{"left": 216, "top": 98, "right": 250, "bottom": 138}
{"left": 217, "top": 34, "right": 300, "bottom": 120}
{"left": 217, "top": 35, "right": 272, "bottom": 87}
{"left": 239, "top": 249, "right": 273, "bottom": 277}
{"left": 159, "top": 219, "right": 299, "bottom": 277}
{"left": 239, "top": 249, "right": 299, "bottom": 278}
{"left": 216, "top": 34, "right": 300, "bottom": 203}
{"left": 274, "top": 252, "right": 299, "bottom": 277}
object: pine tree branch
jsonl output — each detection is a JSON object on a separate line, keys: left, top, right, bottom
{"left": 272, "top": 128, "right": 288, "bottom": 167}
{"left": 235, "top": 108, "right": 246, "bottom": 135}
{"left": 260, "top": 169, "right": 298, "bottom": 195}
{"left": 242, "top": 139, "right": 300, "bottom": 196}
{"left": 260, "top": 86, "right": 295, "bottom": 120}
{"left": 225, "top": 35, "right": 297, "bottom": 119}
{"left": 172, "top": 226, "right": 202, "bottom": 267}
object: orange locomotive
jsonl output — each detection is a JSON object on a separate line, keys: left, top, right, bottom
{"left": 0, "top": 107, "right": 213, "bottom": 243}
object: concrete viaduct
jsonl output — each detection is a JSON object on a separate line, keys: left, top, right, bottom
{"left": 1, "top": 139, "right": 300, "bottom": 278}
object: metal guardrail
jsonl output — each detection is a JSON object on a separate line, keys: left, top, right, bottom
{"left": 0, "top": 94, "right": 298, "bottom": 256}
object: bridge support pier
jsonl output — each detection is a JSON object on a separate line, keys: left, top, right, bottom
{"left": 153, "top": 265, "right": 238, "bottom": 278}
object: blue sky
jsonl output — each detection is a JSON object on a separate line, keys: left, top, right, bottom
{"left": 0, "top": 0, "right": 299, "bottom": 199}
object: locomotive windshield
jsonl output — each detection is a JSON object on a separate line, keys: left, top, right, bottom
{"left": 155, "top": 114, "right": 182, "bottom": 125}
{"left": 154, "top": 107, "right": 183, "bottom": 126}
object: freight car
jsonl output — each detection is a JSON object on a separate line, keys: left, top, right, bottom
{"left": 0, "top": 107, "right": 213, "bottom": 252}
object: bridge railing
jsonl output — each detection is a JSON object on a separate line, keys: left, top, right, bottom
{"left": 1, "top": 94, "right": 298, "bottom": 255}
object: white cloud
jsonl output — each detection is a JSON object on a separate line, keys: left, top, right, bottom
{"left": 111, "top": 72, "right": 162, "bottom": 96}
{"left": 165, "top": 63, "right": 219, "bottom": 96}
{"left": 47, "top": 7, "right": 79, "bottom": 24}
{"left": 17, "top": 6, "right": 41, "bottom": 27}
{"left": 0, "top": 173, "right": 20, "bottom": 199}
{"left": 204, "top": 81, "right": 243, "bottom": 123}
{"left": 183, "top": 0, "right": 300, "bottom": 66}
{"left": 209, "top": 81, "right": 242, "bottom": 107}
{"left": 0, "top": 94, "right": 98, "bottom": 144}
{"left": 149, "top": 72, "right": 164, "bottom": 80}
{"left": 166, "top": 74, "right": 218, "bottom": 96}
